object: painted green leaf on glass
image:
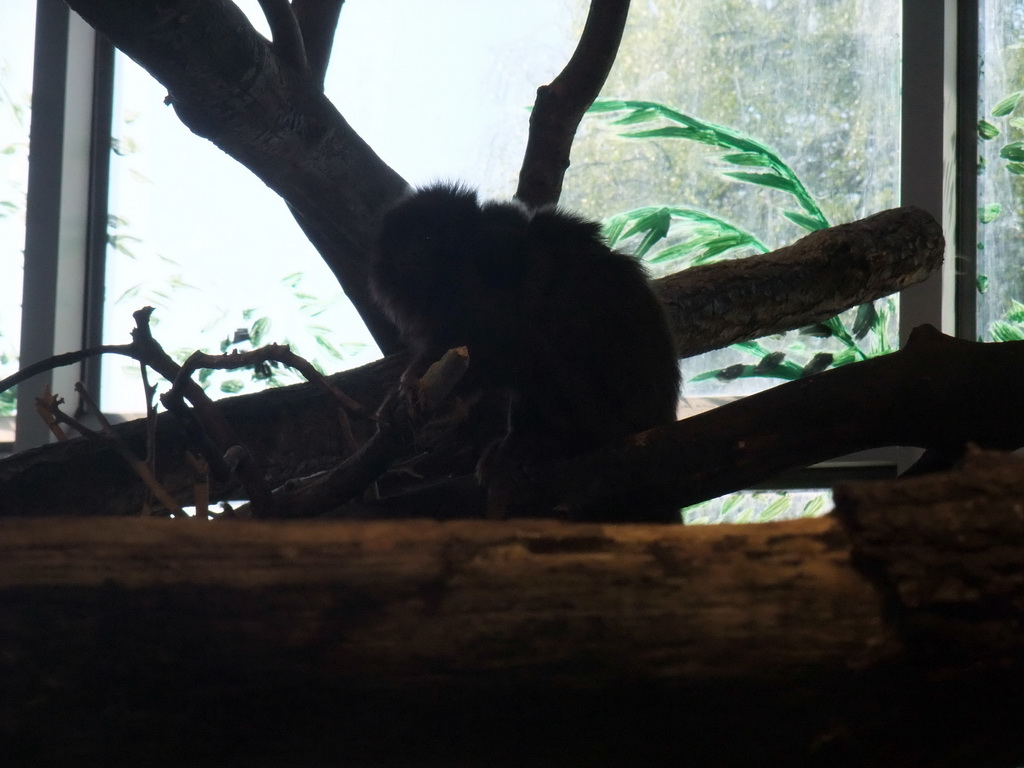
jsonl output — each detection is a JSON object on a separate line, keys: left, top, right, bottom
{"left": 978, "top": 119, "right": 1000, "bottom": 140}
{"left": 992, "top": 91, "right": 1023, "bottom": 117}
{"left": 999, "top": 141, "right": 1024, "bottom": 161}
{"left": 979, "top": 203, "right": 1002, "bottom": 223}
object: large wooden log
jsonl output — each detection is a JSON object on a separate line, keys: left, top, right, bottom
{"left": 5, "top": 450, "right": 1024, "bottom": 767}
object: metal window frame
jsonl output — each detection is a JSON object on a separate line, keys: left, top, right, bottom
{"left": 12, "top": 0, "right": 113, "bottom": 452}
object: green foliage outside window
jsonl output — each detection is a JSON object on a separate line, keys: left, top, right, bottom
{"left": 587, "top": 99, "right": 896, "bottom": 385}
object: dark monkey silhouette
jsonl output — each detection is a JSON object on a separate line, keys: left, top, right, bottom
{"left": 370, "top": 183, "right": 680, "bottom": 521}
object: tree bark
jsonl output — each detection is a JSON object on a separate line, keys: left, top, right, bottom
{"left": 519, "top": 325, "right": 1024, "bottom": 520}
{"left": 516, "top": 0, "right": 631, "bottom": 207}
{"left": 4, "top": 450, "right": 1024, "bottom": 767}
{"left": 659, "top": 205, "right": 943, "bottom": 359}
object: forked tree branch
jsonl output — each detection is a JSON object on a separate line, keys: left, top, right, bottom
{"left": 292, "top": 0, "right": 345, "bottom": 88}
{"left": 64, "top": 0, "right": 409, "bottom": 353}
{"left": 256, "top": 0, "right": 308, "bottom": 71}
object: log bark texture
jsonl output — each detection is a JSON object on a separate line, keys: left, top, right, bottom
{"left": 4, "top": 451, "right": 1024, "bottom": 768}
{"left": 660, "top": 205, "right": 944, "bottom": 359}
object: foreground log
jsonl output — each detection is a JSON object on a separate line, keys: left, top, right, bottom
{"left": 3, "top": 453, "right": 1024, "bottom": 767}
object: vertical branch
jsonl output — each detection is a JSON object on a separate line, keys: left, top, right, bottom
{"left": 255, "top": 0, "right": 308, "bottom": 71}
{"left": 292, "top": 0, "right": 345, "bottom": 89}
{"left": 515, "top": 0, "right": 631, "bottom": 208}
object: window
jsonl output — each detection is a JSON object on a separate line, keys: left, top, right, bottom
{"left": 977, "top": 0, "right": 1024, "bottom": 342}
{"left": 0, "top": 1, "right": 973, "bottom": 521}
{"left": 102, "top": 49, "right": 382, "bottom": 412}
{"left": 0, "top": 1, "right": 36, "bottom": 441}
{"left": 563, "top": 0, "right": 902, "bottom": 402}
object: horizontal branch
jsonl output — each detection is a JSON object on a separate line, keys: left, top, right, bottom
{"left": 0, "top": 208, "right": 945, "bottom": 518}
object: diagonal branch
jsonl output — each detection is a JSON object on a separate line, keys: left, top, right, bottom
{"left": 517, "top": 327, "right": 1024, "bottom": 521}
{"left": 65, "top": 0, "right": 407, "bottom": 353}
{"left": 516, "top": 0, "right": 631, "bottom": 207}
{"left": 660, "top": 205, "right": 945, "bottom": 359}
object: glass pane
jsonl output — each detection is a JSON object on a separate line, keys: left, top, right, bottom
{"left": 328, "top": 1, "right": 581, "bottom": 199}
{"left": 103, "top": 58, "right": 384, "bottom": 414}
{"left": 684, "top": 489, "right": 832, "bottom": 525}
{"left": 97, "top": 2, "right": 899, "bottom": 519}
{"left": 562, "top": 0, "right": 902, "bottom": 407}
{"left": 977, "top": 0, "right": 1024, "bottom": 340}
{"left": 0, "top": 1, "right": 36, "bottom": 442}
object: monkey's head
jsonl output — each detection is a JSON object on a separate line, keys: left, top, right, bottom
{"left": 370, "top": 183, "right": 485, "bottom": 336}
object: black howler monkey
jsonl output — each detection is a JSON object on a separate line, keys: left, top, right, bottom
{"left": 370, "top": 182, "right": 680, "bottom": 521}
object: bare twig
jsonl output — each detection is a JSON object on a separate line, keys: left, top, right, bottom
{"left": 139, "top": 360, "right": 160, "bottom": 508}
{"left": 516, "top": 0, "right": 631, "bottom": 207}
{"left": 34, "top": 386, "right": 71, "bottom": 442}
{"left": 38, "top": 399, "right": 100, "bottom": 440}
{"left": 184, "top": 451, "right": 210, "bottom": 520}
{"left": 243, "top": 347, "right": 470, "bottom": 518}
{"left": 170, "top": 342, "right": 366, "bottom": 459}
{"left": 0, "top": 344, "right": 134, "bottom": 397}
{"left": 169, "top": 343, "right": 364, "bottom": 415}
{"left": 74, "top": 383, "right": 186, "bottom": 517}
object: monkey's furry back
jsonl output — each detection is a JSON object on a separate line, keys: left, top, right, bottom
{"left": 370, "top": 182, "right": 680, "bottom": 458}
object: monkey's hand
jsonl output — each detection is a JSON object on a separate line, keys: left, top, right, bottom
{"left": 400, "top": 347, "right": 471, "bottom": 414}
{"left": 398, "top": 365, "right": 428, "bottom": 412}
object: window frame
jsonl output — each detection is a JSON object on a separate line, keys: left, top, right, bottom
{"left": 11, "top": 0, "right": 112, "bottom": 451}
{"left": 4, "top": 0, "right": 976, "bottom": 490}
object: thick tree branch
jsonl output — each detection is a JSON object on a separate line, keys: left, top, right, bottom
{"left": 835, "top": 448, "right": 1024, "bottom": 638}
{"left": 516, "top": 0, "right": 631, "bottom": 207}
{"left": 517, "top": 326, "right": 1024, "bottom": 520}
{"left": 0, "top": 208, "right": 944, "bottom": 517}
{"left": 256, "top": 0, "right": 308, "bottom": 71}
{"left": 659, "top": 205, "right": 944, "bottom": 359}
